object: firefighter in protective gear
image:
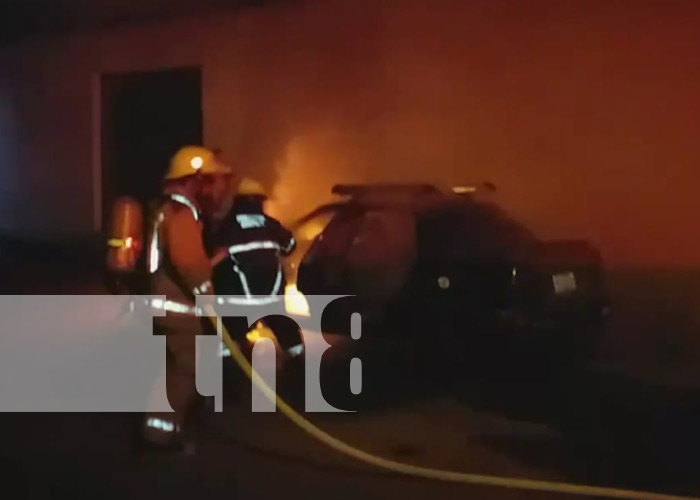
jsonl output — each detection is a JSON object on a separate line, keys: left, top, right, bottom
{"left": 210, "top": 177, "right": 302, "bottom": 359}
{"left": 141, "top": 145, "right": 231, "bottom": 451}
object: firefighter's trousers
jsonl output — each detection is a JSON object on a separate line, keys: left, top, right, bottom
{"left": 145, "top": 312, "right": 205, "bottom": 433}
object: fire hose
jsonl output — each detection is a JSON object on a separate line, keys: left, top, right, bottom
{"left": 205, "top": 308, "right": 698, "bottom": 500}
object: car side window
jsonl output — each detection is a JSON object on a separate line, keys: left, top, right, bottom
{"left": 312, "top": 210, "right": 364, "bottom": 259}
{"left": 347, "top": 209, "right": 416, "bottom": 268}
{"left": 345, "top": 209, "right": 417, "bottom": 301}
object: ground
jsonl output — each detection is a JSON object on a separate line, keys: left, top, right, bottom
{"left": 0, "top": 246, "right": 698, "bottom": 499}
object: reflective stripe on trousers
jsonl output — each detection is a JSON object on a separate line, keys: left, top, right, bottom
{"left": 216, "top": 295, "right": 282, "bottom": 306}
{"left": 145, "top": 417, "right": 179, "bottom": 433}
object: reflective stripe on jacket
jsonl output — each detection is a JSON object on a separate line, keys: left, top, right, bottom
{"left": 212, "top": 211, "right": 296, "bottom": 304}
{"left": 146, "top": 192, "right": 213, "bottom": 314}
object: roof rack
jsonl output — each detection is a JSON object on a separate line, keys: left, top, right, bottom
{"left": 331, "top": 184, "right": 439, "bottom": 197}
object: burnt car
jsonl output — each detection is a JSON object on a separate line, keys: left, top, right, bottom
{"left": 289, "top": 183, "right": 610, "bottom": 368}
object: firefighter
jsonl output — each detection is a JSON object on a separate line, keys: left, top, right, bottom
{"left": 210, "top": 177, "right": 302, "bottom": 360}
{"left": 140, "top": 145, "right": 231, "bottom": 452}
{"left": 200, "top": 149, "right": 235, "bottom": 224}
{"left": 200, "top": 152, "right": 236, "bottom": 252}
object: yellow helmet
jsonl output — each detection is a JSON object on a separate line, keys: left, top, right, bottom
{"left": 237, "top": 177, "right": 267, "bottom": 198}
{"left": 165, "top": 146, "right": 231, "bottom": 180}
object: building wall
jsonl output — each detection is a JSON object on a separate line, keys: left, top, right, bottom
{"left": 0, "top": 37, "right": 93, "bottom": 237}
{"left": 0, "top": 0, "right": 698, "bottom": 267}
{"left": 0, "top": 14, "right": 213, "bottom": 238}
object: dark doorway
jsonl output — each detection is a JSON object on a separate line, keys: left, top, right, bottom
{"left": 100, "top": 67, "right": 202, "bottom": 231}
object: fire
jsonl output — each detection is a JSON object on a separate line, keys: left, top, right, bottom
{"left": 284, "top": 283, "right": 311, "bottom": 317}
{"left": 263, "top": 129, "right": 365, "bottom": 226}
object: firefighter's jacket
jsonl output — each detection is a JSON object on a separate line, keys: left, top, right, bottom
{"left": 146, "top": 191, "right": 213, "bottom": 314}
{"left": 211, "top": 208, "right": 296, "bottom": 305}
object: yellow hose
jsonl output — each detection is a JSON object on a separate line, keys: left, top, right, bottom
{"left": 206, "top": 309, "right": 698, "bottom": 500}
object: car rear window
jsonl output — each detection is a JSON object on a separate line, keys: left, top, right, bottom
{"left": 416, "top": 201, "right": 536, "bottom": 261}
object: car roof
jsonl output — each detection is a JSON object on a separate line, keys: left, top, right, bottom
{"left": 296, "top": 189, "right": 536, "bottom": 237}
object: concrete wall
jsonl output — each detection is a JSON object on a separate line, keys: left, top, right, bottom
{"left": 0, "top": 0, "right": 699, "bottom": 267}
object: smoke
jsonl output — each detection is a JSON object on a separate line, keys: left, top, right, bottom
{"left": 219, "top": 0, "right": 700, "bottom": 266}
{"left": 264, "top": 128, "right": 365, "bottom": 224}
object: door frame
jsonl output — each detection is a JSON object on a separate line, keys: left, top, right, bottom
{"left": 93, "top": 66, "right": 203, "bottom": 233}
{"left": 90, "top": 72, "right": 102, "bottom": 232}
